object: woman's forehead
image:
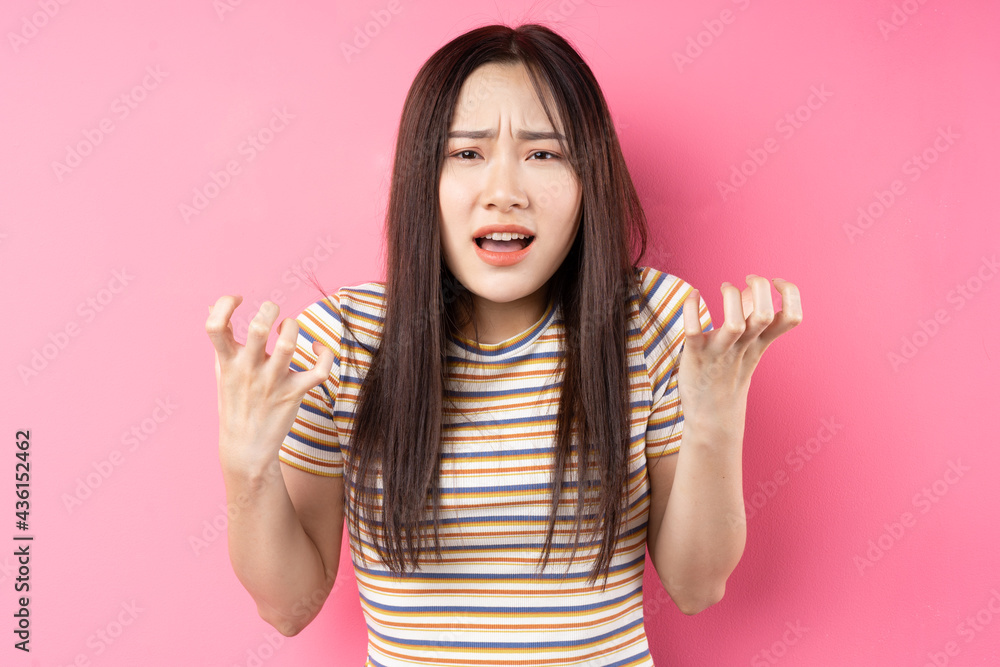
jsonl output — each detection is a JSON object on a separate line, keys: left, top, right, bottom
{"left": 452, "top": 63, "right": 563, "bottom": 134}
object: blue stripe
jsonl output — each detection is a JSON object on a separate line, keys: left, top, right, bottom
{"left": 438, "top": 429, "right": 654, "bottom": 456}
{"left": 354, "top": 553, "right": 647, "bottom": 581}
{"left": 443, "top": 413, "right": 560, "bottom": 428}
{"left": 443, "top": 379, "right": 563, "bottom": 400}
{"left": 283, "top": 428, "right": 339, "bottom": 454}
{"left": 440, "top": 445, "right": 561, "bottom": 459}
{"left": 365, "top": 650, "right": 652, "bottom": 667}
{"left": 343, "top": 283, "right": 386, "bottom": 300}
{"left": 350, "top": 522, "right": 650, "bottom": 557}
{"left": 311, "top": 296, "right": 344, "bottom": 323}
{"left": 341, "top": 303, "right": 381, "bottom": 323}
{"left": 647, "top": 410, "right": 682, "bottom": 431}
{"left": 360, "top": 585, "right": 642, "bottom": 615}
{"left": 606, "top": 649, "right": 653, "bottom": 667}
{"left": 446, "top": 349, "right": 565, "bottom": 367}
{"left": 364, "top": 614, "right": 645, "bottom": 649}
{"left": 448, "top": 299, "right": 558, "bottom": 357}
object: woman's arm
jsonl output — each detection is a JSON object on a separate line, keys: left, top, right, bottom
{"left": 207, "top": 296, "right": 344, "bottom": 635}
{"left": 222, "top": 455, "right": 344, "bottom": 636}
{"left": 646, "top": 275, "right": 802, "bottom": 614}
{"left": 646, "top": 405, "right": 748, "bottom": 614}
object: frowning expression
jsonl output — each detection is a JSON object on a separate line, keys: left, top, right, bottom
{"left": 438, "top": 61, "right": 583, "bottom": 307}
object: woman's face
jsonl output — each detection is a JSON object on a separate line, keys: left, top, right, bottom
{"left": 439, "top": 61, "right": 583, "bottom": 310}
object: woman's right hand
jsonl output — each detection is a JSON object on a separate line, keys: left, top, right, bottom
{"left": 205, "top": 296, "right": 336, "bottom": 475}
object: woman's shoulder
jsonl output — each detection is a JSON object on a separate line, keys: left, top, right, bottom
{"left": 632, "top": 265, "right": 699, "bottom": 313}
{"left": 296, "top": 279, "right": 386, "bottom": 350}
{"left": 630, "top": 265, "right": 712, "bottom": 353}
{"left": 301, "top": 279, "right": 386, "bottom": 315}
{"left": 330, "top": 280, "right": 387, "bottom": 348}
{"left": 336, "top": 280, "right": 387, "bottom": 317}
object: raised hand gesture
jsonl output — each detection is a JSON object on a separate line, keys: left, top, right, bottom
{"left": 677, "top": 275, "right": 803, "bottom": 436}
{"left": 205, "top": 296, "right": 336, "bottom": 475}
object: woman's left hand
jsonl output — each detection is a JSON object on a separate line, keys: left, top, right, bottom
{"left": 676, "top": 275, "right": 803, "bottom": 437}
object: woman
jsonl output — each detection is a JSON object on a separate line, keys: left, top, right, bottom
{"left": 206, "top": 22, "right": 801, "bottom": 666}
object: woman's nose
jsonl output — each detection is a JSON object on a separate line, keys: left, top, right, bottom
{"left": 483, "top": 154, "right": 527, "bottom": 209}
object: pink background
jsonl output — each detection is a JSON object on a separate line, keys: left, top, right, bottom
{"left": 2, "top": 0, "right": 999, "bottom": 665}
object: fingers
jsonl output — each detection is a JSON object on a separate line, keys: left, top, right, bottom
{"left": 686, "top": 276, "right": 797, "bottom": 356}
{"left": 268, "top": 316, "right": 302, "bottom": 375}
{"left": 739, "top": 274, "right": 775, "bottom": 343}
{"left": 294, "top": 340, "right": 337, "bottom": 395}
{"left": 214, "top": 349, "right": 224, "bottom": 416}
{"left": 759, "top": 278, "right": 803, "bottom": 347}
{"left": 244, "top": 301, "right": 280, "bottom": 361}
{"left": 740, "top": 282, "right": 755, "bottom": 320}
{"left": 682, "top": 288, "right": 707, "bottom": 350}
{"left": 270, "top": 316, "right": 337, "bottom": 396}
{"left": 284, "top": 339, "right": 337, "bottom": 398}
{"left": 205, "top": 294, "right": 244, "bottom": 362}
{"left": 711, "top": 281, "right": 747, "bottom": 350}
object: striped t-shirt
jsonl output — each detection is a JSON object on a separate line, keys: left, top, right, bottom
{"left": 278, "top": 265, "right": 713, "bottom": 666}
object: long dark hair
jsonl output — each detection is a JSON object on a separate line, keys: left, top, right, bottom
{"left": 336, "top": 23, "right": 653, "bottom": 588}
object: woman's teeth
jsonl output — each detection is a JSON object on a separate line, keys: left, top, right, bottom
{"left": 479, "top": 232, "right": 530, "bottom": 241}
{"left": 476, "top": 232, "right": 533, "bottom": 252}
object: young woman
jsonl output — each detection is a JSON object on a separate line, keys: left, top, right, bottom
{"left": 206, "top": 23, "right": 801, "bottom": 666}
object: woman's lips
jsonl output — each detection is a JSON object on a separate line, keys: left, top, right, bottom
{"left": 473, "top": 235, "right": 534, "bottom": 266}
{"left": 478, "top": 237, "right": 530, "bottom": 252}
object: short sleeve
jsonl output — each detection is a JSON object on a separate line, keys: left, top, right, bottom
{"left": 277, "top": 290, "right": 344, "bottom": 477}
{"left": 639, "top": 268, "right": 713, "bottom": 459}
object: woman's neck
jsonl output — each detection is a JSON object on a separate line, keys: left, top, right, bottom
{"left": 461, "top": 281, "right": 551, "bottom": 345}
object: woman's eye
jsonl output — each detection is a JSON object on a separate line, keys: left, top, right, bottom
{"left": 451, "top": 150, "right": 559, "bottom": 160}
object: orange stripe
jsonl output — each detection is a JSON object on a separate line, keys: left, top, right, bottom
{"left": 276, "top": 268, "right": 700, "bottom": 663}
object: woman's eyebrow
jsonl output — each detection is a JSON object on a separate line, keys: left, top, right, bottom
{"left": 447, "top": 129, "right": 565, "bottom": 141}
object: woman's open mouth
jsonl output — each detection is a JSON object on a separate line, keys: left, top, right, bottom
{"left": 473, "top": 232, "right": 535, "bottom": 266}
{"left": 474, "top": 233, "right": 535, "bottom": 252}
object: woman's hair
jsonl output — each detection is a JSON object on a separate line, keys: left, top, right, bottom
{"left": 330, "top": 22, "right": 654, "bottom": 588}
